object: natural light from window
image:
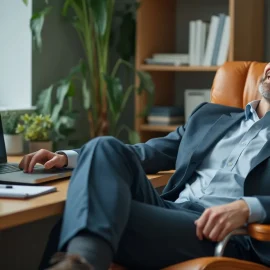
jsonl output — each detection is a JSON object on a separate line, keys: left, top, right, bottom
{"left": 0, "top": 0, "right": 33, "bottom": 111}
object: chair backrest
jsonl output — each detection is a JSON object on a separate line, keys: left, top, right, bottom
{"left": 211, "top": 61, "right": 268, "bottom": 108}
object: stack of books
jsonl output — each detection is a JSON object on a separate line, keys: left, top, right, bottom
{"left": 189, "top": 14, "right": 230, "bottom": 66}
{"left": 147, "top": 106, "right": 185, "bottom": 126}
{"left": 145, "top": 54, "right": 189, "bottom": 66}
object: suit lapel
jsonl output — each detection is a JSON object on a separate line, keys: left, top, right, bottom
{"left": 250, "top": 140, "right": 270, "bottom": 172}
{"left": 190, "top": 112, "right": 245, "bottom": 163}
{"left": 163, "top": 110, "right": 246, "bottom": 199}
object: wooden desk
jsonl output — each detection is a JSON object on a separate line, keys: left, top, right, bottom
{"left": 0, "top": 156, "right": 173, "bottom": 230}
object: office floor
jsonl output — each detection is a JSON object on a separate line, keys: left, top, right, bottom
{"left": 0, "top": 215, "right": 60, "bottom": 270}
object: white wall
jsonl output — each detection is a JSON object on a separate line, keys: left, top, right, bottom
{"left": 0, "top": 0, "right": 32, "bottom": 110}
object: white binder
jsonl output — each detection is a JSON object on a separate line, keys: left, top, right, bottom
{"left": 184, "top": 89, "right": 211, "bottom": 122}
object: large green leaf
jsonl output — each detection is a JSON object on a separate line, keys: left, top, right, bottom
{"left": 82, "top": 79, "right": 91, "bottom": 110}
{"left": 90, "top": 0, "right": 108, "bottom": 36}
{"left": 54, "top": 115, "right": 76, "bottom": 140}
{"left": 120, "top": 85, "right": 134, "bottom": 112}
{"left": 127, "top": 129, "right": 140, "bottom": 144}
{"left": 30, "top": 6, "right": 52, "bottom": 51}
{"left": 57, "top": 82, "right": 70, "bottom": 103}
{"left": 68, "top": 60, "right": 86, "bottom": 79}
{"left": 62, "top": 0, "right": 84, "bottom": 19}
{"left": 136, "top": 71, "right": 155, "bottom": 116}
{"left": 62, "top": 0, "right": 73, "bottom": 16}
{"left": 51, "top": 104, "right": 62, "bottom": 123}
{"left": 36, "top": 85, "right": 53, "bottom": 115}
{"left": 51, "top": 81, "right": 70, "bottom": 121}
{"left": 137, "top": 71, "right": 154, "bottom": 94}
{"left": 104, "top": 75, "right": 123, "bottom": 118}
{"left": 72, "top": 20, "right": 84, "bottom": 34}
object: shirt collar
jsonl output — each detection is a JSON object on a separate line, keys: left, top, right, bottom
{"left": 245, "top": 100, "right": 260, "bottom": 120}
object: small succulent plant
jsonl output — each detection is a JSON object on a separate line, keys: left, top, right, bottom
{"left": 16, "top": 114, "right": 53, "bottom": 141}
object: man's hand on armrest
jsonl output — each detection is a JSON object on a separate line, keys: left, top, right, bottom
{"left": 194, "top": 200, "right": 250, "bottom": 242}
{"left": 19, "top": 149, "right": 68, "bottom": 173}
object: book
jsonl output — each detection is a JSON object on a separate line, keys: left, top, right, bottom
{"left": 184, "top": 89, "right": 211, "bottom": 121}
{"left": 199, "top": 22, "right": 208, "bottom": 65}
{"left": 203, "top": 15, "right": 220, "bottom": 66}
{"left": 148, "top": 106, "right": 184, "bottom": 117}
{"left": 194, "top": 20, "right": 202, "bottom": 65}
{"left": 145, "top": 54, "right": 189, "bottom": 66}
{"left": 147, "top": 116, "right": 184, "bottom": 125}
{"left": 189, "top": 20, "right": 196, "bottom": 66}
{"left": 217, "top": 15, "right": 230, "bottom": 66}
{"left": 194, "top": 20, "right": 208, "bottom": 65}
{"left": 0, "top": 184, "right": 57, "bottom": 199}
{"left": 153, "top": 54, "right": 189, "bottom": 65}
{"left": 211, "top": 14, "right": 226, "bottom": 65}
{"left": 145, "top": 58, "right": 180, "bottom": 66}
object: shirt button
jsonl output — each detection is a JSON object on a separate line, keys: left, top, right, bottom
{"left": 241, "top": 141, "right": 247, "bottom": 145}
{"left": 228, "top": 161, "right": 233, "bottom": 166}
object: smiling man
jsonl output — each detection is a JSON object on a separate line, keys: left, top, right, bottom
{"left": 21, "top": 63, "right": 270, "bottom": 270}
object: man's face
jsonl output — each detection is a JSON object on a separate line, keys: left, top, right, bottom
{"left": 259, "top": 63, "right": 270, "bottom": 100}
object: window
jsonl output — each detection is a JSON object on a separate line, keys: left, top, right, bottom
{"left": 0, "top": 0, "right": 33, "bottom": 110}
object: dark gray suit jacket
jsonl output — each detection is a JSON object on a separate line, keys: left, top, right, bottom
{"left": 75, "top": 102, "right": 270, "bottom": 264}
{"left": 127, "top": 102, "right": 270, "bottom": 265}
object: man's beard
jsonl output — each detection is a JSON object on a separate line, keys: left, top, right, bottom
{"left": 259, "top": 75, "right": 270, "bottom": 100}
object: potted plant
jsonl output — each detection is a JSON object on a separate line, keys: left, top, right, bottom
{"left": 1, "top": 111, "right": 23, "bottom": 155}
{"left": 16, "top": 113, "right": 53, "bottom": 153}
{"left": 27, "top": 0, "right": 154, "bottom": 144}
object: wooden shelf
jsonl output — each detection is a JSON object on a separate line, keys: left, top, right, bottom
{"left": 135, "top": 0, "right": 264, "bottom": 142}
{"left": 140, "top": 124, "right": 180, "bottom": 132}
{"left": 140, "top": 64, "right": 219, "bottom": 72}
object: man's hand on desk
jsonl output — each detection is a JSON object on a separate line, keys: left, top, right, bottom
{"left": 194, "top": 200, "right": 249, "bottom": 242}
{"left": 19, "top": 149, "right": 68, "bottom": 173}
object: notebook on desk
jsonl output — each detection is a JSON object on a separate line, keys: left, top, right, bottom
{"left": 0, "top": 184, "right": 56, "bottom": 199}
{"left": 0, "top": 115, "right": 72, "bottom": 185}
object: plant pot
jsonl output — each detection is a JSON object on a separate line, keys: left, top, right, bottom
{"left": 3, "top": 134, "right": 23, "bottom": 155}
{"left": 28, "top": 141, "right": 53, "bottom": 153}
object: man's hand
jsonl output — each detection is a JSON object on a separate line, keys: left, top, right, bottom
{"left": 19, "top": 149, "right": 68, "bottom": 173}
{"left": 195, "top": 200, "right": 250, "bottom": 242}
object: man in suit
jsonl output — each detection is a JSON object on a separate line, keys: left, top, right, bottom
{"left": 21, "top": 63, "right": 270, "bottom": 270}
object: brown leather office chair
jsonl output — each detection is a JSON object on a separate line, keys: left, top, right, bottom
{"left": 111, "top": 62, "right": 270, "bottom": 270}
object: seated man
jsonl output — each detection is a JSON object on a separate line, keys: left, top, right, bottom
{"left": 20, "top": 63, "right": 270, "bottom": 270}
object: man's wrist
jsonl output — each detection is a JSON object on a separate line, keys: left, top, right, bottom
{"left": 57, "top": 152, "right": 68, "bottom": 167}
{"left": 241, "top": 197, "right": 266, "bottom": 223}
{"left": 55, "top": 150, "right": 78, "bottom": 169}
{"left": 238, "top": 199, "right": 250, "bottom": 222}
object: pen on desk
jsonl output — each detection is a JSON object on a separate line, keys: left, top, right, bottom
{"left": 0, "top": 185, "right": 13, "bottom": 189}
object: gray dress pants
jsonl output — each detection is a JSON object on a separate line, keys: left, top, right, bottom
{"left": 46, "top": 137, "right": 257, "bottom": 269}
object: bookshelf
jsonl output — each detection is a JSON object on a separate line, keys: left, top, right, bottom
{"left": 135, "top": 0, "right": 264, "bottom": 142}
{"left": 140, "top": 124, "right": 179, "bottom": 133}
{"left": 140, "top": 65, "right": 219, "bottom": 72}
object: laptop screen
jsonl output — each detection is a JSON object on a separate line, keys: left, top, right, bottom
{"left": 0, "top": 115, "right": 7, "bottom": 163}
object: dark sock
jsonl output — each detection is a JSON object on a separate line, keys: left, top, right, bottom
{"left": 67, "top": 231, "right": 113, "bottom": 270}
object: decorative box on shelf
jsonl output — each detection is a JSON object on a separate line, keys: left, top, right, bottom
{"left": 147, "top": 106, "right": 184, "bottom": 126}
{"left": 145, "top": 53, "right": 189, "bottom": 66}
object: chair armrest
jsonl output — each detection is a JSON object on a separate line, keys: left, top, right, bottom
{"left": 215, "top": 228, "right": 248, "bottom": 257}
{"left": 214, "top": 224, "right": 270, "bottom": 257}
{"left": 148, "top": 170, "right": 175, "bottom": 188}
{"left": 248, "top": 224, "right": 270, "bottom": 241}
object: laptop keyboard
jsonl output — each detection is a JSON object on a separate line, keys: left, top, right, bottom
{"left": 0, "top": 164, "right": 21, "bottom": 174}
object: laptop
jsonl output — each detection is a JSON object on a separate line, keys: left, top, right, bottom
{"left": 0, "top": 115, "right": 72, "bottom": 184}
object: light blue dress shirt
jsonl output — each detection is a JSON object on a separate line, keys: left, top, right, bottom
{"left": 175, "top": 100, "right": 268, "bottom": 223}
{"left": 60, "top": 100, "right": 268, "bottom": 223}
